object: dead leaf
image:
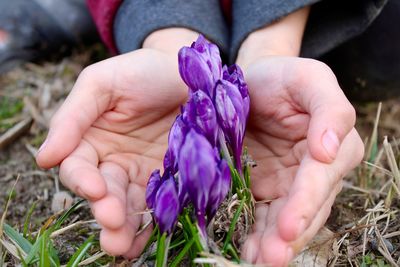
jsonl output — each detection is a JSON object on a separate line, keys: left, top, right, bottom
{"left": 290, "top": 227, "right": 337, "bottom": 267}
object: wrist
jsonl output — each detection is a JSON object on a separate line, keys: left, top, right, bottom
{"left": 236, "top": 31, "right": 299, "bottom": 68}
{"left": 236, "top": 6, "right": 310, "bottom": 69}
{"left": 143, "top": 28, "right": 200, "bottom": 55}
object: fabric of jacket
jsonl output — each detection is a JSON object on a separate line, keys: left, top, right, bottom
{"left": 86, "top": 0, "right": 388, "bottom": 62}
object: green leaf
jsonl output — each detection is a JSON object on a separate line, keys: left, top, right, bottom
{"left": 39, "top": 233, "right": 51, "bottom": 267}
{"left": 48, "top": 241, "right": 60, "bottom": 267}
{"left": 53, "top": 200, "right": 85, "bottom": 231}
{"left": 223, "top": 196, "right": 246, "bottom": 252}
{"left": 3, "top": 224, "right": 32, "bottom": 254}
{"left": 25, "top": 235, "right": 42, "bottom": 264}
{"left": 23, "top": 201, "right": 38, "bottom": 238}
{"left": 66, "top": 235, "right": 95, "bottom": 267}
{"left": 156, "top": 232, "right": 167, "bottom": 267}
{"left": 170, "top": 238, "right": 194, "bottom": 267}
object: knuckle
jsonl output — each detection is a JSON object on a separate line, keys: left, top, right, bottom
{"left": 303, "top": 59, "right": 334, "bottom": 77}
{"left": 79, "top": 64, "right": 97, "bottom": 80}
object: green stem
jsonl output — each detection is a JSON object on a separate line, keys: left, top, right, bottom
{"left": 170, "top": 238, "right": 195, "bottom": 267}
{"left": 156, "top": 232, "right": 171, "bottom": 267}
{"left": 223, "top": 196, "right": 246, "bottom": 252}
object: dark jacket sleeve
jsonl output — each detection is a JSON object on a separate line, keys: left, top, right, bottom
{"left": 231, "top": 0, "right": 388, "bottom": 62}
{"left": 113, "top": 0, "right": 229, "bottom": 56}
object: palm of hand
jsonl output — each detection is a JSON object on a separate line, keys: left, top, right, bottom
{"left": 37, "top": 49, "right": 187, "bottom": 257}
{"left": 241, "top": 57, "right": 363, "bottom": 265}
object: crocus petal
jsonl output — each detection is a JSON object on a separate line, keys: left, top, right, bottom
{"left": 183, "top": 90, "right": 218, "bottom": 146}
{"left": 223, "top": 64, "right": 250, "bottom": 120}
{"left": 207, "top": 160, "right": 231, "bottom": 219}
{"left": 215, "top": 80, "right": 245, "bottom": 167}
{"left": 145, "top": 169, "right": 162, "bottom": 209}
{"left": 164, "top": 115, "right": 189, "bottom": 173}
{"left": 178, "top": 129, "right": 216, "bottom": 216}
{"left": 178, "top": 35, "right": 222, "bottom": 97}
{"left": 154, "top": 175, "right": 179, "bottom": 234}
{"left": 191, "top": 35, "right": 222, "bottom": 85}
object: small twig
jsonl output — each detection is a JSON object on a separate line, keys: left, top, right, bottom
{"left": 128, "top": 210, "right": 153, "bottom": 216}
{"left": 24, "top": 143, "right": 38, "bottom": 158}
{"left": 78, "top": 251, "right": 107, "bottom": 266}
{"left": 50, "top": 220, "right": 96, "bottom": 238}
{"left": 23, "top": 96, "right": 48, "bottom": 128}
{"left": 383, "top": 136, "right": 400, "bottom": 190}
{"left": 0, "top": 117, "right": 33, "bottom": 150}
{"left": 383, "top": 231, "right": 400, "bottom": 239}
{"left": 136, "top": 220, "right": 152, "bottom": 236}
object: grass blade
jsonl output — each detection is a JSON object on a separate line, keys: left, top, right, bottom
{"left": 53, "top": 200, "right": 85, "bottom": 230}
{"left": 0, "top": 175, "right": 20, "bottom": 238}
{"left": 156, "top": 232, "right": 167, "bottom": 267}
{"left": 39, "top": 233, "right": 51, "bottom": 267}
{"left": 23, "top": 201, "right": 38, "bottom": 238}
{"left": 66, "top": 235, "right": 94, "bottom": 267}
{"left": 170, "top": 238, "right": 194, "bottom": 267}
{"left": 3, "top": 224, "right": 32, "bottom": 254}
{"left": 25, "top": 235, "right": 42, "bottom": 264}
{"left": 223, "top": 197, "right": 246, "bottom": 252}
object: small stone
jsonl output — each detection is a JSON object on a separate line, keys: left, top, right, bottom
{"left": 51, "top": 191, "right": 73, "bottom": 213}
{"left": 370, "top": 237, "right": 394, "bottom": 253}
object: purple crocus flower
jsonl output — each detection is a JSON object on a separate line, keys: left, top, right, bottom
{"left": 145, "top": 169, "right": 162, "bottom": 210}
{"left": 207, "top": 160, "right": 231, "bottom": 219}
{"left": 183, "top": 90, "right": 218, "bottom": 146}
{"left": 222, "top": 64, "right": 250, "bottom": 119}
{"left": 215, "top": 79, "right": 247, "bottom": 169}
{"left": 164, "top": 115, "right": 189, "bottom": 174}
{"left": 178, "top": 129, "right": 217, "bottom": 236}
{"left": 178, "top": 35, "right": 222, "bottom": 97}
{"left": 154, "top": 174, "right": 180, "bottom": 234}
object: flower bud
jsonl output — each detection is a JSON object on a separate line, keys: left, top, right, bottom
{"left": 178, "top": 35, "right": 222, "bottom": 97}
{"left": 178, "top": 129, "right": 216, "bottom": 234}
{"left": 154, "top": 175, "right": 179, "bottom": 234}
{"left": 164, "top": 115, "right": 189, "bottom": 173}
{"left": 183, "top": 90, "right": 218, "bottom": 146}
{"left": 145, "top": 169, "right": 162, "bottom": 210}
{"left": 207, "top": 160, "right": 231, "bottom": 219}
{"left": 215, "top": 80, "right": 246, "bottom": 168}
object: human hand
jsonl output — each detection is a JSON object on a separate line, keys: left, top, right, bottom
{"left": 36, "top": 47, "right": 189, "bottom": 258}
{"left": 240, "top": 57, "right": 364, "bottom": 266}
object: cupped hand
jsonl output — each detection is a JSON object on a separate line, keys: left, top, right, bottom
{"left": 241, "top": 57, "right": 364, "bottom": 266}
{"left": 36, "top": 49, "right": 187, "bottom": 258}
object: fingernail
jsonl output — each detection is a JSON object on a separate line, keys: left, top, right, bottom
{"left": 297, "top": 218, "right": 307, "bottom": 238}
{"left": 322, "top": 129, "right": 339, "bottom": 159}
{"left": 286, "top": 247, "right": 294, "bottom": 263}
{"left": 38, "top": 137, "right": 49, "bottom": 154}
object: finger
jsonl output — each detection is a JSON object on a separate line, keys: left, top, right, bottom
{"left": 289, "top": 60, "right": 356, "bottom": 163}
{"left": 100, "top": 182, "right": 148, "bottom": 255}
{"left": 241, "top": 232, "right": 262, "bottom": 264}
{"left": 277, "top": 129, "right": 364, "bottom": 241}
{"left": 36, "top": 65, "right": 113, "bottom": 169}
{"left": 100, "top": 223, "right": 136, "bottom": 256}
{"left": 255, "top": 183, "right": 341, "bottom": 266}
{"left": 123, "top": 212, "right": 154, "bottom": 259}
{"left": 241, "top": 203, "right": 271, "bottom": 263}
{"left": 90, "top": 162, "right": 129, "bottom": 229}
{"left": 255, "top": 199, "right": 293, "bottom": 266}
{"left": 289, "top": 182, "right": 341, "bottom": 255}
{"left": 59, "top": 140, "right": 106, "bottom": 200}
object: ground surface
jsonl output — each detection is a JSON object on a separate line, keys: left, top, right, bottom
{"left": 0, "top": 49, "right": 399, "bottom": 266}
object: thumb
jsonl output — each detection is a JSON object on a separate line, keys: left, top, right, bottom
{"left": 36, "top": 67, "right": 112, "bottom": 169}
